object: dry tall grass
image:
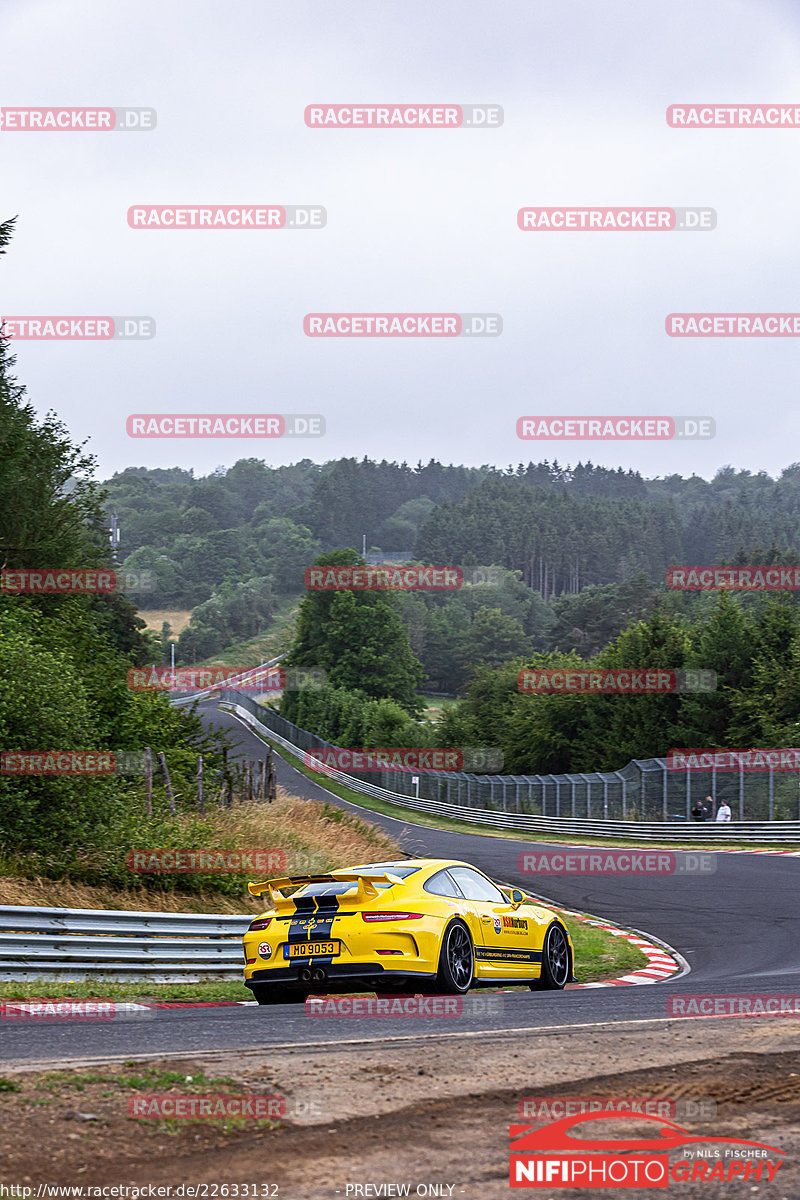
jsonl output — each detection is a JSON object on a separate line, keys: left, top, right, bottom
{"left": 0, "top": 787, "right": 402, "bottom": 913}
{"left": 136, "top": 610, "right": 193, "bottom": 634}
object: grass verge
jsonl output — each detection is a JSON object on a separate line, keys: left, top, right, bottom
{"left": 190, "top": 596, "right": 301, "bottom": 673}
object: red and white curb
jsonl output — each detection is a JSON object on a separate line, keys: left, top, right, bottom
{"left": 724, "top": 848, "right": 800, "bottom": 856}
{"left": 555, "top": 907, "right": 683, "bottom": 988}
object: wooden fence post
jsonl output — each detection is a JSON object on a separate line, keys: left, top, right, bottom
{"left": 222, "top": 748, "right": 231, "bottom": 808}
{"left": 157, "top": 751, "right": 176, "bottom": 816}
{"left": 144, "top": 746, "right": 153, "bottom": 818}
{"left": 267, "top": 749, "right": 277, "bottom": 802}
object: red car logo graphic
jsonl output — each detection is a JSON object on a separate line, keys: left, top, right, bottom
{"left": 510, "top": 1110, "right": 784, "bottom": 1155}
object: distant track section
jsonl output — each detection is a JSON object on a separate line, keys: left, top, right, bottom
{"left": 220, "top": 697, "right": 800, "bottom": 842}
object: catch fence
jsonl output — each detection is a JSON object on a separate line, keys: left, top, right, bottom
{"left": 222, "top": 692, "right": 800, "bottom": 825}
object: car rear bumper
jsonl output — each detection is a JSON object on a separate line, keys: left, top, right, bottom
{"left": 245, "top": 963, "right": 438, "bottom": 991}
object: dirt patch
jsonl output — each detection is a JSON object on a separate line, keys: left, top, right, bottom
{"left": 2, "top": 1022, "right": 799, "bottom": 1197}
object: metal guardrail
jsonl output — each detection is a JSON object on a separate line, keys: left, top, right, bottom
{"left": 169, "top": 655, "right": 286, "bottom": 706}
{"left": 221, "top": 698, "right": 800, "bottom": 843}
{"left": 0, "top": 905, "right": 250, "bottom": 981}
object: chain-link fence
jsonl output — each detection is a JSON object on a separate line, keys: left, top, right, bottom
{"left": 223, "top": 693, "right": 800, "bottom": 824}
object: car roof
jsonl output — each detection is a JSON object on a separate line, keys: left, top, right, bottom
{"left": 348, "top": 858, "right": 474, "bottom": 873}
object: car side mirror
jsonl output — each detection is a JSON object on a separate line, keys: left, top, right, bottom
{"left": 510, "top": 889, "right": 526, "bottom": 909}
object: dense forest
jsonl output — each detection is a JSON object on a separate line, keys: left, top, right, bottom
{"left": 280, "top": 550, "right": 800, "bottom": 779}
{"left": 106, "top": 457, "right": 800, "bottom": 611}
{"left": 0, "top": 218, "right": 229, "bottom": 879}
{"left": 104, "top": 454, "right": 800, "bottom": 682}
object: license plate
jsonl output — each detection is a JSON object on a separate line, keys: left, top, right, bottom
{"left": 284, "top": 940, "right": 340, "bottom": 959}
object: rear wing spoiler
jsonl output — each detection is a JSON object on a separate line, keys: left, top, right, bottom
{"left": 248, "top": 871, "right": 404, "bottom": 910}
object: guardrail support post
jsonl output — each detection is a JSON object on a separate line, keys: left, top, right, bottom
{"left": 769, "top": 765, "right": 774, "bottom": 820}
{"left": 662, "top": 763, "right": 668, "bottom": 822}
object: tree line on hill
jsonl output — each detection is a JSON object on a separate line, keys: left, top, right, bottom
{"left": 279, "top": 551, "right": 800, "bottom": 778}
{"left": 105, "top": 455, "right": 800, "bottom": 616}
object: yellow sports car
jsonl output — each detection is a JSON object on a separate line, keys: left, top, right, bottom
{"left": 243, "top": 857, "right": 574, "bottom": 1004}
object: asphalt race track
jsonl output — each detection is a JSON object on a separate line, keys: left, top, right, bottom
{"left": 2, "top": 697, "right": 798, "bottom": 1066}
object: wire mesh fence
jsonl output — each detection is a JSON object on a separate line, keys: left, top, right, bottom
{"left": 222, "top": 692, "right": 800, "bottom": 824}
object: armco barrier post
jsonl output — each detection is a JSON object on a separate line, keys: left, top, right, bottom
{"left": 662, "top": 764, "right": 668, "bottom": 821}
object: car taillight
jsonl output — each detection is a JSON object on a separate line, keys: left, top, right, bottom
{"left": 248, "top": 917, "right": 272, "bottom": 931}
{"left": 361, "top": 912, "right": 423, "bottom": 922}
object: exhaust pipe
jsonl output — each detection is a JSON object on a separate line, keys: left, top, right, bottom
{"left": 298, "top": 968, "right": 312, "bottom": 983}
{"left": 311, "top": 967, "right": 327, "bottom": 983}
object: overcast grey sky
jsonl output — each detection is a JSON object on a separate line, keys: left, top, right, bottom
{"left": 3, "top": 0, "right": 800, "bottom": 481}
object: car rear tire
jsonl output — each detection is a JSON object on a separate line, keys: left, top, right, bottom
{"left": 435, "top": 919, "right": 474, "bottom": 994}
{"left": 530, "top": 922, "right": 571, "bottom": 991}
{"left": 252, "top": 986, "right": 308, "bottom": 1005}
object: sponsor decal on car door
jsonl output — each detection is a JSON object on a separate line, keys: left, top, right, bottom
{"left": 475, "top": 906, "right": 543, "bottom": 976}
